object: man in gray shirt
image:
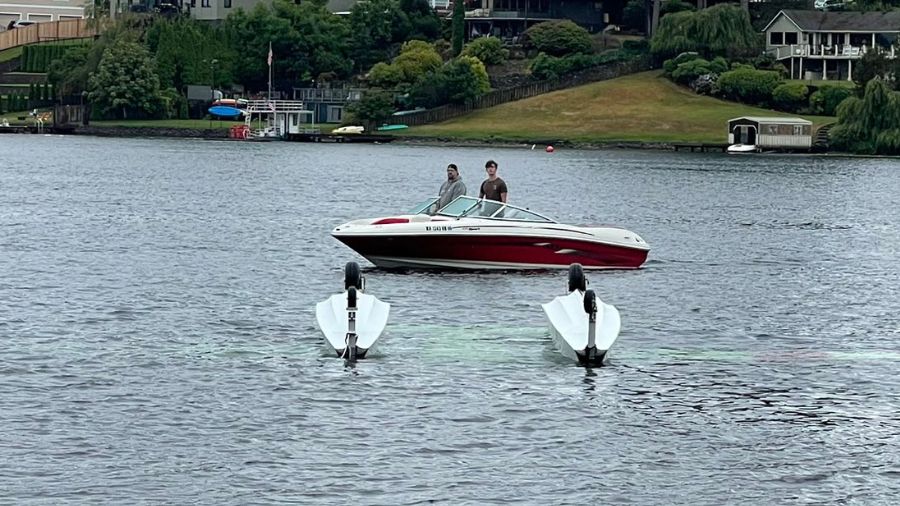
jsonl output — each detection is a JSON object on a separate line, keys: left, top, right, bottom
{"left": 436, "top": 163, "right": 466, "bottom": 210}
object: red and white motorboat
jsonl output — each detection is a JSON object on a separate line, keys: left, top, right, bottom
{"left": 331, "top": 196, "right": 650, "bottom": 270}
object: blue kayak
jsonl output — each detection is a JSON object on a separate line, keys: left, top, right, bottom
{"left": 376, "top": 124, "right": 409, "bottom": 131}
{"left": 209, "top": 105, "right": 243, "bottom": 118}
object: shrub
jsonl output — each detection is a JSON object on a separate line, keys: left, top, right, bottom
{"left": 523, "top": 20, "right": 593, "bottom": 57}
{"left": 709, "top": 56, "right": 728, "bottom": 74}
{"left": 461, "top": 36, "right": 509, "bottom": 65}
{"left": 672, "top": 58, "right": 711, "bottom": 85}
{"left": 772, "top": 82, "right": 809, "bottom": 112}
{"left": 663, "top": 51, "right": 700, "bottom": 74}
{"left": 809, "top": 85, "right": 853, "bottom": 116}
{"left": 717, "top": 67, "right": 783, "bottom": 105}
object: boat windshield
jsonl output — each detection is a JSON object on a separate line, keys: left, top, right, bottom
{"left": 436, "top": 196, "right": 554, "bottom": 222}
{"left": 408, "top": 197, "right": 439, "bottom": 215}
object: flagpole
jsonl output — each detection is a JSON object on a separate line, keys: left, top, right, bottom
{"left": 267, "top": 41, "right": 273, "bottom": 103}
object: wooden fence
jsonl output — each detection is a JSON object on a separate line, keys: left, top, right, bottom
{"left": 0, "top": 19, "right": 96, "bottom": 51}
{"left": 391, "top": 57, "right": 652, "bottom": 128}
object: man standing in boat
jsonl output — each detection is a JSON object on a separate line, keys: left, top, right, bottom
{"left": 479, "top": 160, "right": 508, "bottom": 203}
{"left": 436, "top": 163, "right": 467, "bottom": 211}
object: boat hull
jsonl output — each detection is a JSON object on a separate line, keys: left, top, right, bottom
{"left": 542, "top": 290, "right": 621, "bottom": 365}
{"left": 333, "top": 232, "right": 648, "bottom": 270}
{"left": 315, "top": 291, "right": 390, "bottom": 358}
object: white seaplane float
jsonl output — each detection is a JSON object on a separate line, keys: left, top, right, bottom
{"left": 542, "top": 263, "right": 621, "bottom": 366}
{"left": 315, "top": 262, "right": 390, "bottom": 361}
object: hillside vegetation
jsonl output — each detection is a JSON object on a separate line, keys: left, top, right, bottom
{"left": 400, "top": 71, "right": 836, "bottom": 144}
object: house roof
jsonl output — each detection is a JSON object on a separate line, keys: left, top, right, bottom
{"left": 729, "top": 116, "right": 812, "bottom": 125}
{"left": 765, "top": 9, "right": 900, "bottom": 33}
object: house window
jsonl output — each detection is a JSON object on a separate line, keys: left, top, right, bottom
{"left": 190, "top": 0, "right": 195, "bottom": 6}
{"left": 202, "top": 0, "right": 210, "bottom": 7}
{"left": 328, "top": 106, "right": 343, "bottom": 123}
{"left": 785, "top": 32, "right": 798, "bottom": 45}
{"left": 225, "top": 0, "right": 232, "bottom": 6}
{"left": 770, "top": 32, "right": 783, "bottom": 45}
{"left": 793, "top": 125, "right": 803, "bottom": 136}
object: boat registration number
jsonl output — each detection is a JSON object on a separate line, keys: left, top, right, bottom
{"left": 425, "top": 225, "right": 453, "bottom": 231}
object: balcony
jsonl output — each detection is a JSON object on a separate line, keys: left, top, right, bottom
{"left": 769, "top": 44, "right": 896, "bottom": 60}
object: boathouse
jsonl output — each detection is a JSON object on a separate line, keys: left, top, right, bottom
{"left": 727, "top": 116, "right": 813, "bottom": 150}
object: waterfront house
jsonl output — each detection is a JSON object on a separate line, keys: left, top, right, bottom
{"left": 465, "top": 0, "right": 609, "bottom": 42}
{"left": 763, "top": 9, "right": 900, "bottom": 81}
{"left": 291, "top": 87, "right": 364, "bottom": 125}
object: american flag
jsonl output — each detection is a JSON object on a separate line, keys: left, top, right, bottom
{"left": 267, "top": 42, "right": 273, "bottom": 67}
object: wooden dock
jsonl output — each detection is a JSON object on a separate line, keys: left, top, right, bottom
{"left": 672, "top": 143, "right": 729, "bottom": 153}
{"left": 285, "top": 132, "right": 396, "bottom": 143}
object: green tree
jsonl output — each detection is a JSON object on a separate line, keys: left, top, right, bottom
{"left": 48, "top": 45, "right": 92, "bottom": 97}
{"left": 366, "top": 40, "right": 442, "bottom": 88}
{"left": 224, "top": 4, "right": 292, "bottom": 90}
{"left": 274, "top": 0, "right": 352, "bottom": 82}
{"left": 651, "top": 4, "right": 761, "bottom": 60}
{"left": 852, "top": 48, "right": 891, "bottom": 95}
{"left": 346, "top": 90, "right": 395, "bottom": 124}
{"left": 348, "top": 0, "right": 410, "bottom": 72}
{"left": 830, "top": 79, "right": 900, "bottom": 154}
{"left": 451, "top": 0, "right": 465, "bottom": 56}
{"left": 88, "top": 39, "right": 162, "bottom": 119}
{"left": 399, "top": 0, "right": 441, "bottom": 41}
{"left": 409, "top": 55, "right": 490, "bottom": 107}
{"left": 147, "top": 17, "right": 235, "bottom": 92}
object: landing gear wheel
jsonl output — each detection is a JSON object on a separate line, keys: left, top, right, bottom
{"left": 347, "top": 286, "right": 357, "bottom": 308}
{"left": 568, "top": 263, "right": 586, "bottom": 292}
{"left": 583, "top": 289, "right": 597, "bottom": 314}
{"left": 344, "top": 261, "right": 362, "bottom": 290}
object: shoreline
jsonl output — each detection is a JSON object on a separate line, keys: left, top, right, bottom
{"left": 4, "top": 124, "right": 871, "bottom": 157}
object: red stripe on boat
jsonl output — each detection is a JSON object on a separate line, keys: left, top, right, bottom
{"left": 372, "top": 218, "right": 410, "bottom": 225}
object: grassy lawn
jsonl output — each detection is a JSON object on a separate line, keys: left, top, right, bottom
{"left": 0, "top": 46, "right": 23, "bottom": 63}
{"left": 92, "top": 118, "right": 245, "bottom": 129}
{"left": 399, "top": 71, "right": 836, "bottom": 144}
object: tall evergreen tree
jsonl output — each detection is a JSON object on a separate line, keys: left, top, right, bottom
{"left": 452, "top": 0, "right": 465, "bottom": 56}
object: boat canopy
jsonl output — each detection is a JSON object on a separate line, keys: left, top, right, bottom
{"left": 427, "top": 196, "right": 554, "bottom": 223}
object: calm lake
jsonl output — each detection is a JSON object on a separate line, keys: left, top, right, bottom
{"left": 1, "top": 135, "right": 899, "bottom": 504}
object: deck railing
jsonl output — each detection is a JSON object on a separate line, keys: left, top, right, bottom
{"left": 769, "top": 44, "right": 895, "bottom": 60}
{"left": 0, "top": 19, "right": 96, "bottom": 51}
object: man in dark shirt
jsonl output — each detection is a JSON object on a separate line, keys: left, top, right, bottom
{"left": 479, "top": 159, "right": 508, "bottom": 203}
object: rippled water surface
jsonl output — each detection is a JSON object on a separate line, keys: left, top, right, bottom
{"left": 2, "top": 136, "right": 899, "bottom": 504}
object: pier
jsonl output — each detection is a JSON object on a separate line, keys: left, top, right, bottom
{"left": 672, "top": 143, "right": 729, "bottom": 153}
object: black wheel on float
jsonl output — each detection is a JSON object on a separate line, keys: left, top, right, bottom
{"left": 347, "top": 286, "right": 357, "bottom": 308}
{"left": 568, "top": 263, "right": 586, "bottom": 293}
{"left": 583, "top": 289, "right": 597, "bottom": 314}
{"left": 344, "top": 261, "right": 362, "bottom": 290}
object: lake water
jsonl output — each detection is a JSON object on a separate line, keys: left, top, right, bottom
{"left": 1, "top": 135, "right": 899, "bottom": 504}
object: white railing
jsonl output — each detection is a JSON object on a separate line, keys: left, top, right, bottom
{"left": 769, "top": 44, "right": 896, "bottom": 60}
{"left": 246, "top": 100, "right": 310, "bottom": 113}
